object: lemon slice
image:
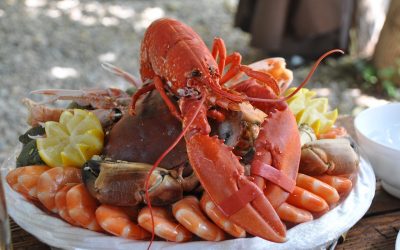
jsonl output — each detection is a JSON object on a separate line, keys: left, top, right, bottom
{"left": 37, "top": 109, "right": 104, "bottom": 168}
{"left": 285, "top": 87, "right": 338, "bottom": 135}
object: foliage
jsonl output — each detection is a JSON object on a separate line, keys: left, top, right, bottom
{"left": 355, "top": 59, "right": 400, "bottom": 99}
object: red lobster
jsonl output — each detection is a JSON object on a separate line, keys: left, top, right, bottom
{"left": 132, "top": 18, "right": 342, "bottom": 244}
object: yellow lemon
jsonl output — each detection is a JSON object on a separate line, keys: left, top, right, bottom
{"left": 285, "top": 87, "right": 338, "bottom": 135}
{"left": 37, "top": 109, "right": 104, "bottom": 168}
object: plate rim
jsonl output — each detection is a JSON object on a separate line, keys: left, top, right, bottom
{"left": 2, "top": 147, "right": 376, "bottom": 250}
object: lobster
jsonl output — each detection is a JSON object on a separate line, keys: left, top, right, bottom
{"left": 132, "top": 17, "right": 343, "bottom": 244}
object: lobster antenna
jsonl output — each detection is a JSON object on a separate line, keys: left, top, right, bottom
{"left": 245, "top": 49, "right": 344, "bottom": 103}
{"left": 101, "top": 62, "right": 143, "bottom": 88}
{"left": 144, "top": 95, "right": 206, "bottom": 250}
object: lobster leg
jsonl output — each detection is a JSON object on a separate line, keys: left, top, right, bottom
{"left": 210, "top": 37, "right": 280, "bottom": 95}
{"left": 130, "top": 77, "right": 182, "bottom": 120}
{"left": 234, "top": 79, "right": 301, "bottom": 209}
{"left": 130, "top": 83, "right": 155, "bottom": 114}
{"left": 180, "top": 97, "right": 286, "bottom": 242}
{"left": 153, "top": 76, "right": 182, "bottom": 120}
{"left": 220, "top": 53, "right": 242, "bottom": 84}
{"left": 211, "top": 38, "right": 226, "bottom": 74}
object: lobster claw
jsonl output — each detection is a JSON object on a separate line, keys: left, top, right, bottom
{"left": 180, "top": 98, "right": 286, "bottom": 242}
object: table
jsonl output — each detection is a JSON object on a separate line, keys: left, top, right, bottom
{"left": 334, "top": 116, "right": 400, "bottom": 249}
{"left": 8, "top": 116, "right": 400, "bottom": 249}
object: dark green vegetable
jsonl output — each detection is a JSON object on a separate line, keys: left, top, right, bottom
{"left": 16, "top": 140, "right": 45, "bottom": 167}
{"left": 16, "top": 126, "right": 46, "bottom": 167}
{"left": 18, "top": 126, "right": 45, "bottom": 144}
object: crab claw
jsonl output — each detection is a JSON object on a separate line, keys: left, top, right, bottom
{"left": 180, "top": 98, "right": 286, "bottom": 242}
{"left": 300, "top": 138, "right": 359, "bottom": 176}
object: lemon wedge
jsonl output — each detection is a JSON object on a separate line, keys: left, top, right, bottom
{"left": 285, "top": 87, "right": 338, "bottom": 135}
{"left": 37, "top": 109, "right": 104, "bottom": 168}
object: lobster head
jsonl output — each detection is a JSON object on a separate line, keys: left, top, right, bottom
{"left": 140, "top": 18, "right": 221, "bottom": 99}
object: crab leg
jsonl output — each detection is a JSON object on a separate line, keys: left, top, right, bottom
{"left": 180, "top": 97, "right": 286, "bottom": 242}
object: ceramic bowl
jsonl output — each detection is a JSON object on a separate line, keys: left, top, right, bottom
{"left": 354, "top": 103, "right": 400, "bottom": 198}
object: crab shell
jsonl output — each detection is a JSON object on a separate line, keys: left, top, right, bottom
{"left": 299, "top": 138, "right": 359, "bottom": 176}
{"left": 103, "top": 90, "right": 188, "bottom": 170}
{"left": 82, "top": 160, "right": 191, "bottom": 206}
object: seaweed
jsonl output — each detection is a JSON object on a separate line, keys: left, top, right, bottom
{"left": 16, "top": 139, "right": 45, "bottom": 167}
{"left": 18, "top": 126, "right": 45, "bottom": 144}
{"left": 16, "top": 126, "right": 46, "bottom": 167}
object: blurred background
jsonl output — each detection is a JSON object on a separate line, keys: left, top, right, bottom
{"left": 0, "top": 0, "right": 399, "bottom": 163}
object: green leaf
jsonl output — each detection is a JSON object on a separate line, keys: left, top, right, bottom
{"left": 378, "top": 67, "right": 395, "bottom": 79}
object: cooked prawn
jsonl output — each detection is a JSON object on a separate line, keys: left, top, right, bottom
{"left": 36, "top": 167, "right": 81, "bottom": 213}
{"left": 6, "top": 165, "right": 50, "bottom": 200}
{"left": 66, "top": 183, "right": 102, "bottom": 231}
{"left": 200, "top": 193, "right": 245, "bottom": 238}
{"left": 296, "top": 173, "right": 340, "bottom": 205}
{"left": 23, "top": 98, "right": 124, "bottom": 128}
{"left": 22, "top": 98, "right": 65, "bottom": 127}
{"left": 316, "top": 175, "right": 353, "bottom": 196}
{"left": 55, "top": 184, "right": 79, "bottom": 226}
{"left": 96, "top": 204, "right": 149, "bottom": 240}
{"left": 318, "top": 127, "right": 347, "bottom": 139}
{"left": 172, "top": 196, "right": 225, "bottom": 241}
{"left": 138, "top": 206, "right": 192, "bottom": 242}
{"left": 276, "top": 202, "right": 313, "bottom": 224}
{"left": 286, "top": 186, "right": 329, "bottom": 213}
{"left": 31, "top": 88, "right": 130, "bottom": 109}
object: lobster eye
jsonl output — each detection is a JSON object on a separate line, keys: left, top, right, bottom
{"left": 191, "top": 69, "right": 202, "bottom": 77}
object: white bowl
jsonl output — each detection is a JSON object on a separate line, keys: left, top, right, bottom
{"left": 354, "top": 103, "right": 400, "bottom": 198}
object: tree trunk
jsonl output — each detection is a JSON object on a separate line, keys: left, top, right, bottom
{"left": 373, "top": 0, "right": 400, "bottom": 85}
{"left": 354, "top": 0, "right": 390, "bottom": 58}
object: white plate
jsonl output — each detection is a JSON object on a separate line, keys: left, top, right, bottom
{"left": 2, "top": 148, "right": 376, "bottom": 250}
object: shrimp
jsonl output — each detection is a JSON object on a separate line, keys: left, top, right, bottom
{"left": 199, "top": 193, "right": 246, "bottom": 238}
{"left": 22, "top": 98, "right": 66, "bottom": 127}
{"left": 318, "top": 127, "right": 347, "bottom": 139}
{"left": 138, "top": 206, "right": 192, "bottom": 242}
{"left": 22, "top": 98, "right": 123, "bottom": 128}
{"left": 172, "top": 196, "right": 225, "bottom": 241}
{"left": 31, "top": 88, "right": 130, "bottom": 109}
{"left": 276, "top": 202, "right": 313, "bottom": 224}
{"left": 316, "top": 175, "right": 353, "bottom": 196}
{"left": 36, "top": 167, "right": 81, "bottom": 213}
{"left": 296, "top": 173, "right": 340, "bottom": 205}
{"left": 286, "top": 186, "right": 329, "bottom": 213}
{"left": 55, "top": 184, "right": 80, "bottom": 226}
{"left": 96, "top": 204, "right": 149, "bottom": 240}
{"left": 66, "top": 183, "right": 102, "bottom": 231}
{"left": 6, "top": 165, "right": 50, "bottom": 200}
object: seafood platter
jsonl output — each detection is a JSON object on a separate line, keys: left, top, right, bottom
{"left": 3, "top": 18, "right": 375, "bottom": 249}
